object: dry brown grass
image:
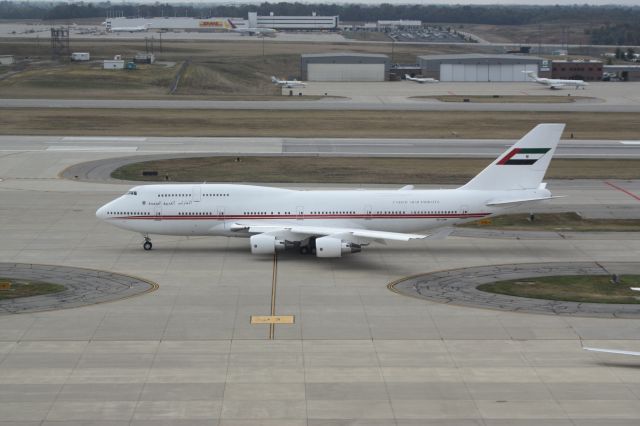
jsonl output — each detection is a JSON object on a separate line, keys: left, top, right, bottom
{"left": 413, "top": 95, "right": 589, "bottom": 103}
{"left": 0, "top": 108, "right": 637, "bottom": 139}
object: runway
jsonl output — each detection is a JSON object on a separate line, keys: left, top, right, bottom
{"left": 3, "top": 81, "right": 640, "bottom": 113}
{"left": 0, "top": 146, "right": 639, "bottom": 424}
{"left": 3, "top": 96, "right": 640, "bottom": 112}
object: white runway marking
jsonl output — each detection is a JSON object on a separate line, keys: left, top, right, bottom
{"left": 46, "top": 146, "right": 138, "bottom": 152}
{"left": 61, "top": 137, "right": 147, "bottom": 142}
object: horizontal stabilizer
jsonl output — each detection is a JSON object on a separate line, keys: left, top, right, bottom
{"left": 486, "top": 196, "right": 565, "bottom": 206}
{"left": 584, "top": 347, "right": 640, "bottom": 356}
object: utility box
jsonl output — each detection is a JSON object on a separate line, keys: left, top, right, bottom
{"left": 126, "top": 62, "right": 137, "bottom": 70}
{"left": 134, "top": 52, "right": 155, "bottom": 64}
{"left": 71, "top": 52, "right": 90, "bottom": 61}
{"left": 104, "top": 60, "right": 125, "bottom": 70}
{"left": 0, "top": 55, "right": 15, "bottom": 66}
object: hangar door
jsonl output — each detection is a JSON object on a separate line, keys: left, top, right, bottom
{"left": 440, "top": 63, "right": 538, "bottom": 82}
{"left": 307, "top": 63, "right": 385, "bottom": 81}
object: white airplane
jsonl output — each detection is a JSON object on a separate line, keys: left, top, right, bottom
{"left": 524, "top": 71, "right": 588, "bottom": 90}
{"left": 271, "top": 76, "right": 306, "bottom": 88}
{"left": 584, "top": 347, "right": 640, "bottom": 356}
{"left": 96, "top": 124, "right": 564, "bottom": 257}
{"left": 405, "top": 74, "right": 439, "bottom": 83}
{"left": 108, "top": 24, "right": 149, "bottom": 33}
{"left": 226, "top": 19, "right": 276, "bottom": 36}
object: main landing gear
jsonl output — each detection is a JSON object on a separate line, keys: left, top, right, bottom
{"left": 142, "top": 236, "right": 152, "bottom": 251}
{"left": 299, "top": 237, "right": 316, "bottom": 255}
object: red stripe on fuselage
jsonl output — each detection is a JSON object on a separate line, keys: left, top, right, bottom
{"left": 113, "top": 213, "right": 492, "bottom": 220}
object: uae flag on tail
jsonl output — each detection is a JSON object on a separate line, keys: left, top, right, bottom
{"left": 497, "top": 148, "right": 551, "bottom": 165}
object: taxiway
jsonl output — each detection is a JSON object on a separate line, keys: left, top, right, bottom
{"left": 0, "top": 145, "right": 639, "bottom": 424}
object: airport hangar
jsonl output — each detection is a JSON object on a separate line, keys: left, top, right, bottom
{"left": 300, "top": 53, "right": 390, "bottom": 81}
{"left": 418, "top": 54, "right": 551, "bottom": 82}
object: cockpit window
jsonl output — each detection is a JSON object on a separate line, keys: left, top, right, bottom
{"left": 127, "top": 191, "right": 137, "bottom": 196}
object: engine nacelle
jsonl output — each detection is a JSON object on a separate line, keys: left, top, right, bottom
{"left": 250, "top": 234, "right": 285, "bottom": 254}
{"left": 315, "top": 236, "right": 361, "bottom": 258}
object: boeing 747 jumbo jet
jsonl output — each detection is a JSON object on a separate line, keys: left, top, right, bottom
{"left": 96, "top": 124, "right": 564, "bottom": 257}
{"left": 525, "top": 71, "right": 588, "bottom": 90}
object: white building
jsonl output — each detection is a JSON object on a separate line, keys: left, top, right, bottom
{"left": 253, "top": 12, "right": 338, "bottom": 30}
{"left": 0, "top": 55, "right": 15, "bottom": 65}
{"left": 71, "top": 52, "right": 90, "bottom": 61}
{"left": 104, "top": 59, "right": 125, "bottom": 70}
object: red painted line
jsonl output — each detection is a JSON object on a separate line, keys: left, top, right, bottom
{"left": 116, "top": 213, "right": 492, "bottom": 221}
{"left": 604, "top": 181, "right": 640, "bottom": 202}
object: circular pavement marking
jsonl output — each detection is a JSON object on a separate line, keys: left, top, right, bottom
{"left": 388, "top": 262, "right": 640, "bottom": 318}
{"left": 0, "top": 263, "right": 158, "bottom": 315}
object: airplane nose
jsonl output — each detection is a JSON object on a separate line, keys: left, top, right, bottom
{"left": 96, "top": 205, "right": 107, "bottom": 220}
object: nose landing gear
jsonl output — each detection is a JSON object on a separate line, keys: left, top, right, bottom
{"left": 143, "top": 236, "right": 152, "bottom": 251}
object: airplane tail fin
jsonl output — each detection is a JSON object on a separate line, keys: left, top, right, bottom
{"left": 271, "top": 76, "right": 278, "bottom": 83}
{"left": 460, "top": 123, "right": 565, "bottom": 191}
{"left": 227, "top": 19, "right": 237, "bottom": 29}
{"left": 524, "top": 70, "right": 538, "bottom": 80}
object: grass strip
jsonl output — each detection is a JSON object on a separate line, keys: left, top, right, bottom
{"left": 111, "top": 156, "right": 640, "bottom": 183}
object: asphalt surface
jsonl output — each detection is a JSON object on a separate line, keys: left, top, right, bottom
{"left": 390, "top": 262, "right": 640, "bottom": 318}
{"left": 0, "top": 263, "right": 157, "bottom": 314}
{"left": 3, "top": 97, "right": 640, "bottom": 112}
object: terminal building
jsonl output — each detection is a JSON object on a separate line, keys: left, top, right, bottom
{"left": 418, "top": 54, "right": 550, "bottom": 82}
{"left": 551, "top": 59, "right": 603, "bottom": 81}
{"left": 252, "top": 12, "right": 338, "bottom": 30}
{"left": 106, "top": 12, "right": 338, "bottom": 32}
{"left": 301, "top": 53, "right": 390, "bottom": 81}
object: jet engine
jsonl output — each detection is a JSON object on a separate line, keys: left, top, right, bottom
{"left": 315, "top": 236, "right": 361, "bottom": 258}
{"left": 250, "top": 234, "right": 285, "bottom": 254}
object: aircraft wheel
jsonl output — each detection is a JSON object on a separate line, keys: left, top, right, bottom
{"left": 143, "top": 241, "right": 152, "bottom": 251}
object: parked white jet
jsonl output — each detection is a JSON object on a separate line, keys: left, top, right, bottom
{"left": 525, "top": 71, "right": 588, "bottom": 90}
{"left": 405, "top": 74, "right": 439, "bottom": 83}
{"left": 584, "top": 347, "right": 640, "bottom": 356}
{"left": 108, "top": 24, "right": 149, "bottom": 33}
{"left": 96, "top": 123, "right": 564, "bottom": 257}
{"left": 227, "top": 19, "right": 276, "bottom": 36}
{"left": 271, "top": 76, "right": 306, "bottom": 88}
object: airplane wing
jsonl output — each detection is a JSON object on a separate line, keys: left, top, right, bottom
{"left": 230, "top": 222, "right": 427, "bottom": 243}
{"left": 584, "top": 347, "right": 640, "bottom": 356}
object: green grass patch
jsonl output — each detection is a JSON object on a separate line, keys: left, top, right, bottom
{"left": 111, "top": 156, "right": 640, "bottom": 184}
{"left": 477, "top": 275, "right": 640, "bottom": 304}
{"left": 461, "top": 212, "right": 640, "bottom": 232}
{"left": 0, "top": 278, "right": 66, "bottom": 300}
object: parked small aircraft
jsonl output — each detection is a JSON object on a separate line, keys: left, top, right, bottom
{"left": 405, "top": 74, "right": 439, "bottom": 83}
{"left": 525, "top": 71, "right": 588, "bottom": 90}
{"left": 271, "top": 76, "right": 306, "bottom": 88}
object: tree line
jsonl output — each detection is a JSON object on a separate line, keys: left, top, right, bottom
{"left": 1, "top": 1, "right": 639, "bottom": 46}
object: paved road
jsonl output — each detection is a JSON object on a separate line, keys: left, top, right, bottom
{"left": 2, "top": 135, "right": 639, "bottom": 157}
{"left": 3, "top": 97, "right": 640, "bottom": 112}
